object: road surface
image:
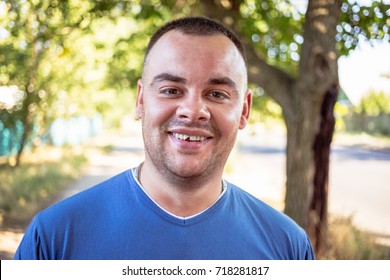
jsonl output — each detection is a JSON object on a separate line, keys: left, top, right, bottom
{"left": 228, "top": 129, "right": 390, "bottom": 238}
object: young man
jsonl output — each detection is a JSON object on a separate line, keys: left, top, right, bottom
{"left": 14, "top": 16, "right": 315, "bottom": 260}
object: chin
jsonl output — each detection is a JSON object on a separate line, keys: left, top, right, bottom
{"left": 171, "top": 167, "right": 204, "bottom": 179}
{"left": 167, "top": 161, "right": 209, "bottom": 179}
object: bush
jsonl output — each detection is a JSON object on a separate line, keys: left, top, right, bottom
{"left": 355, "top": 91, "right": 390, "bottom": 116}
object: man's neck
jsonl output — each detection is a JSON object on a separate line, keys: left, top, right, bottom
{"left": 137, "top": 161, "right": 224, "bottom": 217}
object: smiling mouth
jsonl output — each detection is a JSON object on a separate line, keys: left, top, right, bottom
{"left": 171, "top": 133, "right": 211, "bottom": 142}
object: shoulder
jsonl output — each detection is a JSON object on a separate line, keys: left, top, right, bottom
{"left": 227, "top": 183, "right": 313, "bottom": 251}
{"left": 226, "top": 183, "right": 315, "bottom": 259}
{"left": 227, "top": 183, "right": 286, "bottom": 218}
{"left": 36, "top": 169, "right": 135, "bottom": 223}
{"left": 14, "top": 169, "right": 141, "bottom": 259}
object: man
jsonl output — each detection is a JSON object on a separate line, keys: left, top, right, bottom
{"left": 14, "top": 16, "right": 315, "bottom": 260}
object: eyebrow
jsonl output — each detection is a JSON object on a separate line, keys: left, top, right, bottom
{"left": 150, "top": 73, "right": 187, "bottom": 86}
{"left": 150, "top": 73, "right": 239, "bottom": 93}
{"left": 207, "top": 77, "right": 238, "bottom": 92}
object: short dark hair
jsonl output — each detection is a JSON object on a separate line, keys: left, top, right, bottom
{"left": 144, "top": 16, "right": 247, "bottom": 65}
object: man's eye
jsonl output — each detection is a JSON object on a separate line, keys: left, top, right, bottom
{"left": 160, "top": 88, "right": 181, "bottom": 95}
{"left": 209, "top": 91, "right": 228, "bottom": 100}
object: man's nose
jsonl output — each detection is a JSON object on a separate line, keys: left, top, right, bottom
{"left": 176, "top": 94, "right": 211, "bottom": 122}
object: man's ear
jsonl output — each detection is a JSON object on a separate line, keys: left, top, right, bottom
{"left": 239, "top": 90, "right": 252, "bottom": 130}
{"left": 136, "top": 79, "right": 144, "bottom": 120}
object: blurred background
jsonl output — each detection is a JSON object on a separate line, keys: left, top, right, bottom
{"left": 0, "top": 0, "right": 389, "bottom": 260}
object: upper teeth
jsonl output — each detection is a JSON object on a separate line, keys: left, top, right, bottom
{"left": 173, "top": 133, "right": 206, "bottom": 142}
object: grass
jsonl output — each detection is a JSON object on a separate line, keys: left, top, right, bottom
{"left": 321, "top": 215, "right": 390, "bottom": 259}
{"left": 0, "top": 146, "right": 88, "bottom": 227}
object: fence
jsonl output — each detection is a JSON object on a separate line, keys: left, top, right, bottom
{"left": 0, "top": 115, "right": 103, "bottom": 157}
{"left": 0, "top": 120, "right": 24, "bottom": 157}
{"left": 342, "top": 114, "right": 390, "bottom": 135}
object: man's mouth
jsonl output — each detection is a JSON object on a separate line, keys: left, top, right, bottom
{"left": 172, "top": 133, "right": 209, "bottom": 142}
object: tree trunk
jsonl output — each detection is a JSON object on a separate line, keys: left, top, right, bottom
{"left": 284, "top": 92, "right": 322, "bottom": 229}
{"left": 293, "top": 0, "right": 341, "bottom": 256}
{"left": 15, "top": 88, "right": 34, "bottom": 167}
{"left": 309, "top": 84, "right": 338, "bottom": 257}
{"left": 15, "top": 9, "right": 43, "bottom": 166}
{"left": 199, "top": 0, "right": 342, "bottom": 257}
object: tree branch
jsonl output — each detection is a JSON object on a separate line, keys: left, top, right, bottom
{"left": 245, "top": 41, "right": 296, "bottom": 118}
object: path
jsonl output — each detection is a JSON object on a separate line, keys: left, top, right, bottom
{"left": 56, "top": 129, "right": 144, "bottom": 203}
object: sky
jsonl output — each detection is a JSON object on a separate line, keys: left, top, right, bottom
{"left": 338, "top": 41, "right": 390, "bottom": 105}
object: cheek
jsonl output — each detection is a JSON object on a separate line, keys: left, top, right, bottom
{"left": 143, "top": 99, "right": 172, "bottom": 122}
{"left": 213, "top": 108, "right": 241, "bottom": 135}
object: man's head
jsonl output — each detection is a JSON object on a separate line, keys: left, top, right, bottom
{"left": 136, "top": 16, "right": 251, "bottom": 185}
{"left": 143, "top": 16, "right": 247, "bottom": 69}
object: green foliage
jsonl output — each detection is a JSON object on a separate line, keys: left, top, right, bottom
{"left": 0, "top": 0, "right": 97, "bottom": 161}
{"left": 339, "top": 91, "right": 390, "bottom": 135}
{"left": 239, "top": 0, "right": 304, "bottom": 73}
{"left": 338, "top": 0, "right": 390, "bottom": 57}
{"left": 355, "top": 91, "right": 390, "bottom": 116}
{"left": 250, "top": 87, "right": 283, "bottom": 123}
{"left": 0, "top": 0, "right": 389, "bottom": 257}
{"left": 1, "top": 0, "right": 389, "bottom": 161}
{"left": 0, "top": 0, "right": 140, "bottom": 159}
{"left": 335, "top": 90, "right": 390, "bottom": 135}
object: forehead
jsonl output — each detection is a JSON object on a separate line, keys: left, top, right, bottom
{"left": 143, "top": 31, "right": 247, "bottom": 87}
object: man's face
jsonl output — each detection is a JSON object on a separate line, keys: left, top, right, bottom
{"left": 137, "top": 31, "right": 251, "bottom": 181}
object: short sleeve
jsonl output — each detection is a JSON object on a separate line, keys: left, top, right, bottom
{"left": 13, "top": 216, "right": 45, "bottom": 260}
{"left": 303, "top": 234, "right": 315, "bottom": 260}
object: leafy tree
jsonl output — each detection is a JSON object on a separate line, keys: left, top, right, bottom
{"left": 355, "top": 90, "right": 390, "bottom": 116}
{"left": 193, "top": 0, "right": 389, "bottom": 256}
{"left": 84, "top": 0, "right": 390, "bottom": 256}
{"left": 0, "top": 0, "right": 93, "bottom": 165}
{"left": 0, "top": 0, "right": 134, "bottom": 164}
{"left": 123, "top": 0, "right": 386, "bottom": 256}
{"left": 1, "top": 0, "right": 388, "bottom": 257}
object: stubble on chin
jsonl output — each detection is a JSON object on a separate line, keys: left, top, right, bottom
{"left": 141, "top": 117, "right": 229, "bottom": 187}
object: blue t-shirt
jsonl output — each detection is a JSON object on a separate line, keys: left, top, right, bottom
{"left": 14, "top": 169, "right": 314, "bottom": 259}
